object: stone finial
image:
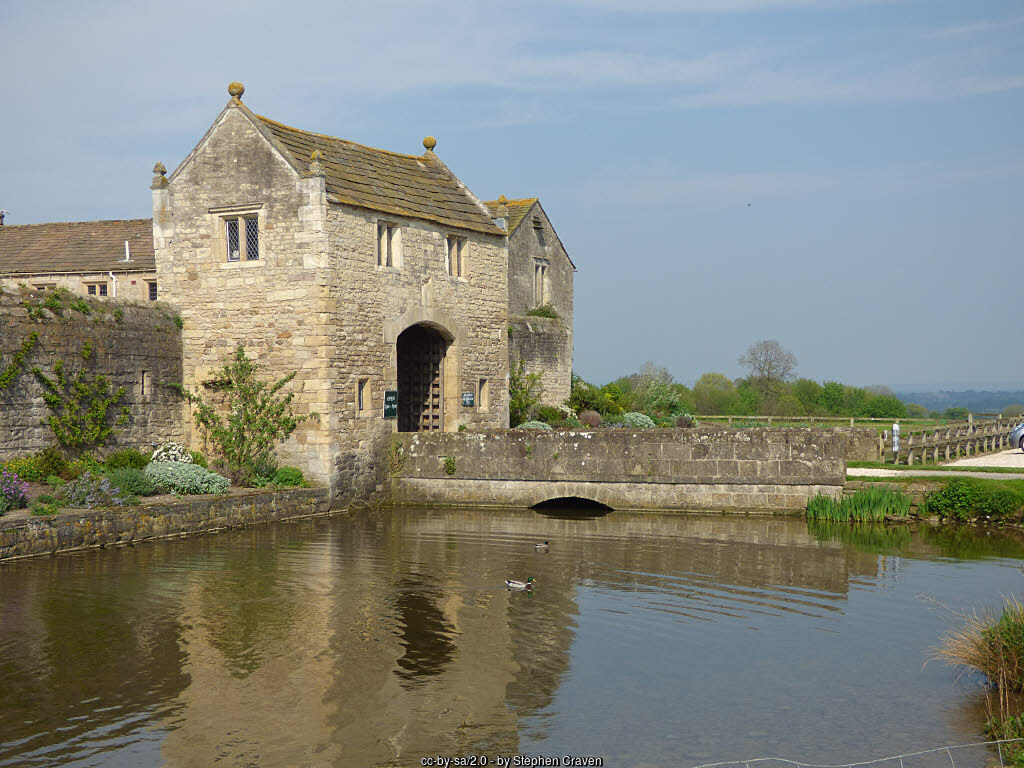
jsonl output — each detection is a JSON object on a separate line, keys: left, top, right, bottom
{"left": 151, "top": 161, "right": 168, "bottom": 189}
{"left": 423, "top": 136, "right": 437, "bottom": 151}
{"left": 308, "top": 149, "right": 325, "bottom": 176}
{"left": 228, "top": 81, "right": 245, "bottom": 101}
{"left": 497, "top": 194, "right": 509, "bottom": 217}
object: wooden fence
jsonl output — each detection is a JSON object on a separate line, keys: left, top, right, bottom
{"left": 879, "top": 419, "right": 1020, "bottom": 465}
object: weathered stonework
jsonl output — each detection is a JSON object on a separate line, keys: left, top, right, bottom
{"left": 392, "top": 428, "right": 847, "bottom": 512}
{"left": 0, "top": 287, "right": 184, "bottom": 459}
{"left": 0, "top": 487, "right": 331, "bottom": 561}
{"left": 154, "top": 95, "right": 512, "bottom": 502}
{"left": 504, "top": 202, "right": 573, "bottom": 407}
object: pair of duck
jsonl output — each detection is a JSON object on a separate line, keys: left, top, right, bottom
{"left": 506, "top": 541, "right": 549, "bottom": 590}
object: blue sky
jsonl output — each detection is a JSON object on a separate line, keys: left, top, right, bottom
{"left": 1, "top": 0, "right": 1020, "bottom": 390}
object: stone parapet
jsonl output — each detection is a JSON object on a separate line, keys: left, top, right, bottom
{"left": 392, "top": 428, "right": 847, "bottom": 511}
{"left": 0, "top": 487, "right": 331, "bottom": 561}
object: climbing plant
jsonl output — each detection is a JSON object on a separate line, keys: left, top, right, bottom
{"left": 0, "top": 332, "right": 38, "bottom": 392}
{"left": 31, "top": 341, "right": 129, "bottom": 454}
{"left": 509, "top": 360, "right": 541, "bottom": 427}
{"left": 170, "top": 345, "right": 316, "bottom": 485}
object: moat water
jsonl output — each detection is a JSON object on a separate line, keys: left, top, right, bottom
{"left": 2, "top": 508, "right": 1024, "bottom": 768}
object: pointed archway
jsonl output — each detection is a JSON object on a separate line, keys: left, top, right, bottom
{"left": 397, "top": 324, "right": 450, "bottom": 432}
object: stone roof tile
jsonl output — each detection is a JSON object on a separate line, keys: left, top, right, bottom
{"left": 257, "top": 116, "right": 504, "bottom": 236}
{"left": 0, "top": 219, "right": 154, "bottom": 275}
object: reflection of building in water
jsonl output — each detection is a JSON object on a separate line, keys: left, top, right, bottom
{"left": 1, "top": 509, "right": 894, "bottom": 768}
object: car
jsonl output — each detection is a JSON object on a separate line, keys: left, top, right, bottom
{"left": 1012, "top": 422, "right": 1024, "bottom": 452}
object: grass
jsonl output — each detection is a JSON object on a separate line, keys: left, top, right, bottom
{"left": 848, "top": 460, "right": 1024, "bottom": 474}
{"left": 806, "top": 486, "right": 911, "bottom": 521}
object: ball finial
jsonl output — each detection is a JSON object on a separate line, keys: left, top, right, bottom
{"left": 228, "top": 81, "right": 245, "bottom": 99}
{"left": 423, "top": 136, "right": 437, "bottom": 151}
{"left": 498, "top": 194, "right": 508, "bottom": 205}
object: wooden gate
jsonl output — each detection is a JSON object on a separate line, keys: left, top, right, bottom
{"left": 397, "top": 325, "right": 445, "bottom": 432}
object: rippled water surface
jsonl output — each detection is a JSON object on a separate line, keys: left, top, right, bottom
{"left": 3, "top": 508, "right": 1024, "bottom": 768}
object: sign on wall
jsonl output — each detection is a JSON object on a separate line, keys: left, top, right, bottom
{"left": 383, "top": 390, "right": 398, "bottom": 419}
{"left": 462, "top": 392, "right": 475, "bottom": 407}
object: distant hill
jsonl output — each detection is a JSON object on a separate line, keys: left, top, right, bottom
{"left": 896, "top": 390, "right": 1024, "bottom": 414}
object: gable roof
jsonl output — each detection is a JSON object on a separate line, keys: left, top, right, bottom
{"left": 253, "top": 114, "right": 504, "bottom": 236}
{"left": 0, "top": 219, "right": 154, "bottom": 276}
{"left": 481, "top": 198, "right": 538, "bottom": 234}
{"left": 482, "top": 198, "right": 576, "bottom": 270}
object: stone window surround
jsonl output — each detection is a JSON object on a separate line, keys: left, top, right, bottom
{"left": 210, "top": 202, "right": 264, "bottom": 264}
{"left": 375, "top": 219, "right": 402, "bottom": 270}
{"left": 356, "top": 377, "right": 372, "bottom": 417}
{"left": 147, "top": 281, "right": 158, "bottom": 301}
{"left": 85, "top": 281, "right": 108, "bottom": 297}
{"left": 445, "top": 233, "right": 468, "bottom": 279}
{"left": 478, "top": 378, "right": 489, "bottom": 411}
{"left": 533, "top": 258, "right": 548, "bottom": 306}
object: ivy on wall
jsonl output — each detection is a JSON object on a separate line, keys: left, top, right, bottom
{"left": 31, "top": 341, "right": 129, "bottom": 453}
{"left": 0, "top": 332, "right": 39, "bottom": 392}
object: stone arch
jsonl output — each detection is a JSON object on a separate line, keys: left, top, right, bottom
{"left": 531, "top": 496, "right": 614, "bottom": 514}
{"left": 385, "top": 308, "right": 462, "bottom": 432}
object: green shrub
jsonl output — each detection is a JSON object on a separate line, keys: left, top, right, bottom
{"left": 675, "top": 413, "right": 698, "bottom": 428}
{"left": 518, "top": 421, "right": 552, "bottom": 430}
{"left": 45, "top": 474, "right": 65, "bottom": 489}
{"left": 272, "top": 466, "right": 308, "bottom": 487}
{"left": 106, "top": 467, "right": 158, "bottom": 497}
{"left": 525, "top": 304, "right": 559, "bottom": 319}
{"left": 36, "top": 446, "right": 68, "bottom": 479}
{"left": 579, "top": 410, "right": 602, "bottom": 427}
{"left": 0, "top": 454, "right": 44, "bottom": 482}
{"left": 65, "top": 454, "right": 103, "bottom": 481}
{"left": 622, "top": 412, "right": 656, "bottom": 429}
{"left": 59, "top": 472, "right": 138, "bottom": 509}
{"left": 29, "top": 500, "right": 61, "bottom": 516}
{"left": 104, "top": 448, "right": 150, "bottom": 470}
{"left": 922, "top": 478, "right": 1024, "bottom": 522}
{"left": 144, "top": 461, "right": 230, "bottom": 495}
{"left": 190, "top": 451, "right": 208, "bottom": 468}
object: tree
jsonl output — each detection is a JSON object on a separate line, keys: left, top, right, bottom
{"left": 738, "top": 340, "right": 797, "bottom": 404}
{"left": 792, "top": 378, "right": 823, "bottom": 415}
{"left": 863, "top": 395, "right": 907, "bottom": 419}
{"left": 510, "top": 360, "right": 542, "bottom": 426}
{"left": 621, "top": 361, "right": 679, "bottom": 415}
{"left": 818, "top": 381, "right": 845, "bottom": 414}
{"left": 173, "top": 345, "right": 315, "bottom": 484}
{"left": 693, "top": 373, "right": 735, "bottom": 414}
{"left": 905, "top": 402, "right": 929, "bottom": 418}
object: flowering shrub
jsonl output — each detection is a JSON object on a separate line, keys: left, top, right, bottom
{"left": 144, "top": 461, "right": 230, "bottom": 495}
{"left": 0, "top": 455, "right": 44, "bottom": 482}
{"left": 622, "top": 412, "right": 656, "bottom": 429}
{"left": 151, "top": 443, "right": 194, "bottom": 463}
{"left": 58, "top": 472, "right": 136, "bottom": 509}
{"left": 0, "top": 470, "right": 30, "bottom": 514}
{"left": 518, "top": 421, "right": 553, "bottom": 430}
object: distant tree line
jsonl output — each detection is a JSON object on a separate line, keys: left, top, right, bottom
{"left": 567, "top": 340, "right": 1020, "bottom": 423}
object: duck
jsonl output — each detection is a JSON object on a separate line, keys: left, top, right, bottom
{"left": 535, "top": 541, "right": 550, "bottom": 551}
{"left": 506, "top": 577, "right": 535, "bottom": 590}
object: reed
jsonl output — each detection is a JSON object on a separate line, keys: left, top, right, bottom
{"left": 805, "top": 486, "right": 911, "bottom": 521}
{"left": 934, "top": 596, "right": 1024, "bottom": 718}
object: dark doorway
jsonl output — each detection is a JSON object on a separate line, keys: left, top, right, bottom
{"left": 397, "top": 324, "right": 447, "bottom": 432}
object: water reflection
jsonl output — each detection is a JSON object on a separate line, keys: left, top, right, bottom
{"left": 1, "top": 509, "right": 1024, "bottom": 767}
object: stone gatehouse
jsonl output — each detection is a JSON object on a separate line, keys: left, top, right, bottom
{"left": 0, "top": 82, "right": 575, "bottom": 499}
{"left": 150, "top": 82, "right": 573, "bottom": 498}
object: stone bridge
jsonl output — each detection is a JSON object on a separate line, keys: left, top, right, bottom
{"left": 390, "top": 428, "right": 847, "bottom": 512}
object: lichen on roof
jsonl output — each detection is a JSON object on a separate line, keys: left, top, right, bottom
{"left": 256, "top": 115, "right": 503, "bottom": 235}
{"left": 481, "top": 198, "right": 538, "bottom": 234}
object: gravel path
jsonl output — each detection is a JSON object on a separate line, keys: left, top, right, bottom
{"left": 847, "top": 447, "right": 1024, "bottom": 479}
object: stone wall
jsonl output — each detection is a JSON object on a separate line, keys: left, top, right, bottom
{"left": 154, "top": 104, "right": 335, "bottom": 486}
{"left": 325, "top": 204, "right": 510, "bottom": 502}
{"left": 0, "top": 287, "right": 184, "bottom": 459}
{"left": 842, "top": 427, "right": 881, "bottom": 462}
{"left": 0, "top": 487, "right": 331, "bottom": 561}
{"left": 509, "top": 315, "right": 572, "bottom": 407}
{"left": 393, "top": 428, "right": 846, "bottom": 512}
{"left": 506, "top": 203, "right": 573, "bottom": 408}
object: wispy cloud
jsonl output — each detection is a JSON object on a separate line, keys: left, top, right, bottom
{"left": 926, "top": 14, "right": 1024, "bottom": 39}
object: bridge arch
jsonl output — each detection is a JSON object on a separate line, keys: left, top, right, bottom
{"left": 531, "top": 496, "right": 614, "bottom": 515}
